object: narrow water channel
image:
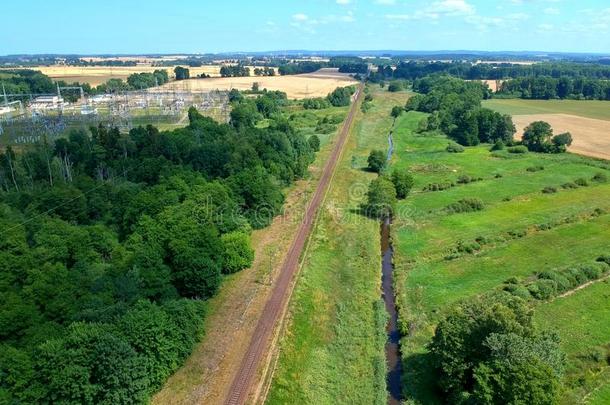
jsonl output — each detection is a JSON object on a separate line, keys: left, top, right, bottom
{"left": 381, "top": 216, "right": 402, "bottom": 405}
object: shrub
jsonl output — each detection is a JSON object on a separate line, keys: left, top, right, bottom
{"left": 538, "top": 271, "right": 571, "bottom": 293}
{"left": 446, "top": 143, "right": 465, "bottom": 153}
{"left": 542, "top": 186, "right": 557, "bottom": 194}
{"left": 424, "top": 182, "right": 454, "bottom": 192}
{"left": 596, "top": 255, "right": 610, "bottom": 266}
{"left": 362, "top": 177, "right": 397, "bottom": 219}
{"left": 367, "top": 150, "right": 386, "bottom": 173}
{"left": 494, "top": 173, "right": 503, "bottom": 178}
{"left": 490, "top": 140, "right": 505, "bottom": 151}
{"left": 508, "top": 229, "right": 527, "bottom": 239}
{"left": 391, "top": 170, "right": 415, "bottom": 199}
{"left": 388, "top": 81, "right": 403, "bottom": 92}
{"left": 308, "top": 135, "right": 321, "bottom": 152}
{"left": 456, "top": 240, "right": 481, "bottom": 254}
{"left": 507, "top": 145, "right": 528, "bottom": 154}
{"left": 527, "top": 166, "right": 544, "bottom": 172}
{"left": 561, "top": 182, "right": 578, "bottom": 189}
{"left": 528, "top": 279, "right": 557, "bottom": 300}
{"left": 457, "top": 175, "right": 472, "bottom": 184}
{"left": 575, "top": 178, "right": 589, "bottom": 187}
{"left": 567, "top": 267, "right": 589, "bottom": 285}
{"left": 581, "top": 265, "right": 602, "bottom": 281}
{"left": 503, "top": 284, "right": 532, "bottom": 300}
{"left": 592, "top": 172, "right": 608, "bottom": 183}
{"left": 446, "top": 198, "right": 484, "bottom": 214}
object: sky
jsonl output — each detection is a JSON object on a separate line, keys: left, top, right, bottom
{"left": 3, "top": 0, "right": 610, "bottom": 54}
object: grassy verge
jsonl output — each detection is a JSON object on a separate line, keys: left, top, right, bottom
{"left": 388, "top": 110, "right": 610, "bottom": 404}
{"left": 266, "top": 87, "right": 411, "bottom": 404}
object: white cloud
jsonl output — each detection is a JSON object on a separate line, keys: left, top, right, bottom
{"left": 384, "top": 0, "right": 474, "bottom": 21}
{"left": 375, "top": 0, "right": 397, "bottom": 4}
{"left": 292, "top": 13, "right": 308, "bottom": 21}
{"left": 336, "top": 0, "right": 351, "bottom": 4}
{"left": 544, "top": 7, "right": 560, "bottom": 15}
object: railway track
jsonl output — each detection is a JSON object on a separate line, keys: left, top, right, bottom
{"left": 225, "top": 83, "right": 364, "bottom": 405}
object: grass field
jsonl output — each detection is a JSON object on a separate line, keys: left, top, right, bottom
{"left": 387, "top": 105, "right": 610, "bottom": 403}
{"left": 483, "top": 98, "right": 610, "bottom": 121}
{"left": 535, "top": 281, "right": 610, "bottom": 404}
{"left": 266, "top": 87, "right": 411, "bottom": 404}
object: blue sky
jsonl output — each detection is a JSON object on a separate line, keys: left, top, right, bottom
{"left": 3, "top": 0, "right": 610, "bottom": 54}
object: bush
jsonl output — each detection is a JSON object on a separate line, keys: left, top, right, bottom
{"left": 596, "top": 255, "right": 610, "bottom": 266}
{"left": 387, "top": 81, "right": 403, "bottom": 92}
{"left": 308, "top": 135, "right": 321, "bottom": 152}
{"left": 575, "top": 178, "right": 589, "bottom": 187}
{"left": 456, "top": 240, "right": 481, "bottom": 254}
{"left": 561, "top": 182, "right": 578, "bottom": 189}
{"left": 508, "top": 229, "right": 527, "bottom": 238}
{"left": 538, "top": 271, "right": 571, "bottom": 293}
{"left": 542, "top": 186, "right": 557, "bottom": 194}
{"left": 527, "top": 166, "right": 544, "bottom": 172}
{"left": 221, "top": 231, "right": 254, "bottom": 274}
{"left": 581, "top": 265, "right": 602, "bottom": 281}
{"left": 592, "top": 172, "right": 608, "bottom": 183}
{"left": 507, "top": 145, "right": 528, "bottom": 154}
{"left": 446, "top": 143, "right": 465, "bottom": 153}
{"left": 367, "top": 150, "right": 386, "bottom": 173}
{"left": 303, "top": 97, "right": 331, "bottom": 110}
{"left": 528, "top": 279, "right": 557, "bottom": 300}
{"left": 362, "top": 177, "right": 397, "bottom": 219}
{"left": 446, "top": 198, "right": 484, "bottom": 214}
{"left": 424, "top": 182, "right": 454, "bottom": 192}
{"left": 390, "top": 170, "right": 415, "bottom": 199}
{"left": 567, "top": 267, "right": 589, "bottom": 285}
{"left": 457, "top": 175, "right": 472, "bottom": 184}
{"left": 490, "top": 140, "right": 505, "bottom": 151}
{"left": 503, "top": 283, "right": 532, "bottom": 300}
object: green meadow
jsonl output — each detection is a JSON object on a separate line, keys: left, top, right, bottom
{"left": 389, "top": 107, "right": 610, "bottom": 403}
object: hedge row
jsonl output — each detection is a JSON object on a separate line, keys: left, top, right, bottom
{"left": 502, "top": 256, "right": 610, "bottom": 301}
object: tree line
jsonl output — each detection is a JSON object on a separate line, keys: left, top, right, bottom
{"left": 497, "top": 76, "right": 610, "bottom": 100}
{"left": 220, "top": 65, "right": 250, "bottom": 77}
{"left": 0, "top": 89, "right": 319, "bottom": 403}
{"left": 370, "top": 61, "right": 610, "bottom": 81}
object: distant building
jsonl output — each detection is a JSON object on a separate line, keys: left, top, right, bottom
{"left": 30, "top": 95, "right": 64, "bottom": 109}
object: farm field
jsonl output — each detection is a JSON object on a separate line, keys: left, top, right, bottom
{"left": 152, "top": 101, "right": 350, "bottom": 404}
{"left": 483, "top": 98, "right": 610, "bottom": 160}
{"left": 512, "top": 114, "right": 610, "bottom": 160}
{"left": 483, "top": 98, "right": 610, "bottom": 121}
{"left": 266, "top": 87, "right": 411, "bottom": 404}
{"left": 388, "top": 107, "right": 610, "bottom": 403}
{"left": 152, "top": 69, "right": 358, "bottom": 99}
{"left": 0, "top": 65, "right": 272, "bottom": 86}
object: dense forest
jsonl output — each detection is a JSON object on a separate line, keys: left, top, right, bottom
{"left": 0, "top": 89, "right": 319, "bottom": 403}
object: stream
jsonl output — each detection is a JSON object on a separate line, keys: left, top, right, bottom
{"left": 381, "top": 216, "right": 402, "bottom": 404}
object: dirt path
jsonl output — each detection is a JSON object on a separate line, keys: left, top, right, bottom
{"left": 225, "top": 84, "right": 364, "bottom": 405}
